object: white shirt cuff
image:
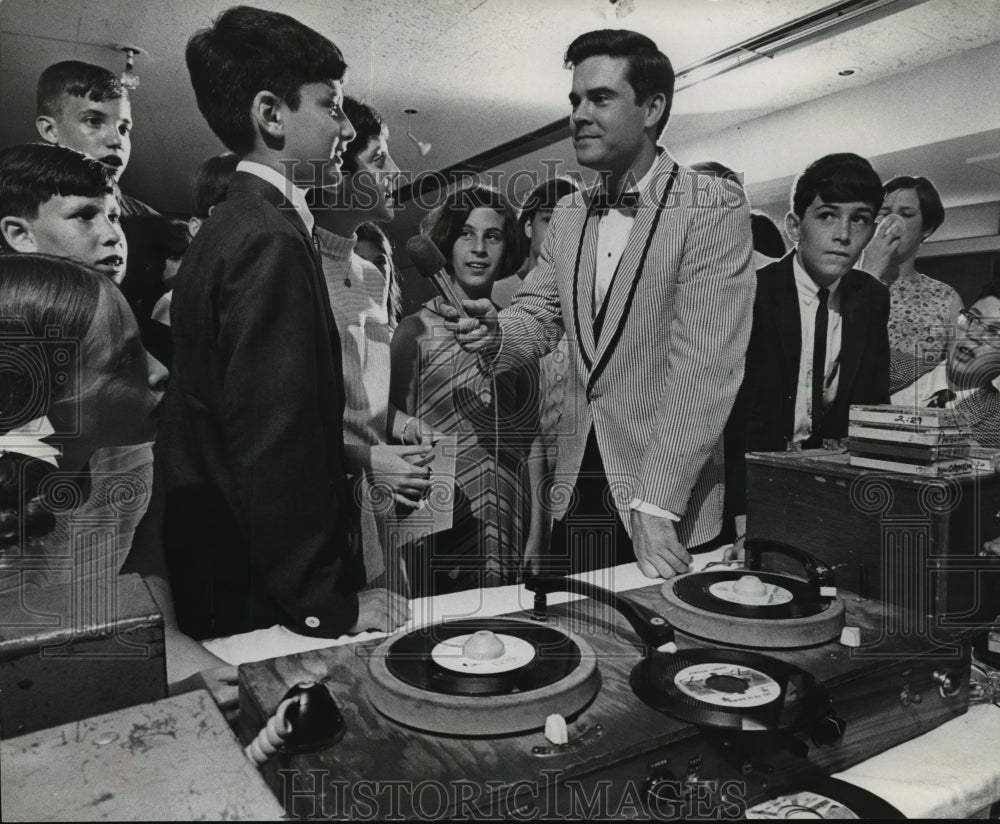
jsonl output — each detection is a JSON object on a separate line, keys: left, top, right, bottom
{"left": 629, "top": 499, "right": 680, "bottom": 521}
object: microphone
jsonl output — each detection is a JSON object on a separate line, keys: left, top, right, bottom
{"left": 406, "top": 235, "right": 469, "bottom": 318}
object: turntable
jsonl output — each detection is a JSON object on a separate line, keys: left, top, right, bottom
{"left": 239, "top": 543, "right": 974, "bottom": 819}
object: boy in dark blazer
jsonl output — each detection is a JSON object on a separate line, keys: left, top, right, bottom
{"left": 727, "top": 153, "right": 890, "bottom": 535}
{"left": 155, "top": 6, "right": 408, "bottom": 640}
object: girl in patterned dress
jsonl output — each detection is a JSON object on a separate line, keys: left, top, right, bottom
{"left": 390, "top": 185, "right": 539, "bottom": 596}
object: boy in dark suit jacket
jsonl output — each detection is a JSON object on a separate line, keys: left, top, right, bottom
{"left": 727, "top": 153, "right": 890, "bottom": 536}
{"left": 155, "top": 5, "right": 408, "bottom": 640}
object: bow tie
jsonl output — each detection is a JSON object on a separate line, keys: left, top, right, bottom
{"left": 592, "top": 190, "right": 641, "bottom": 215}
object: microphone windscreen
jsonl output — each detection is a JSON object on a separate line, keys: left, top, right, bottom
{"left": 406, "top": 235, "right": 447, "bottom": 279}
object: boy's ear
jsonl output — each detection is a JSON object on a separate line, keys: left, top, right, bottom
{"left": 250, "top": 90, "right": 285, "bottom": 141}
{"left": 35, "top": 115, "right": 60, "bottom": 145}
{"left": 784, "top": 211, "right": 801, "bottom": 246}
{"left": 0, "top": 217, "right": 39, "bottom": 253}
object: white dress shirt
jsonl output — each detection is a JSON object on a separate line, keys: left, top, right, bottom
{"left": 792, "top": 254, "right": 843, "bottom": 444}
{"left": 593, "top": 159, "right": 661, "bottom": 316}
{"left": 235, "top": 159, "right": 314, "bottom": 235}
{"left": 588, "top": 157, "right": 679, "bottom": 522}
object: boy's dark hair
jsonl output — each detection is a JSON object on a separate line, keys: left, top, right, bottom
{"left": 192, "top": 152, "right": 239, "bottom": 217}
{"left": 751, "top": 212, "right": 786, "bottom": 259}
{"left": 0, "top": 143, "right": 116, "bottom": 228}
{"left": 341, "top": 98, "right": 386, "bottom": 174}
{"left": 185, "top": 5, "right": 348, "bottom": 154}
{"left": 884, "top": 175, "right": 945, "bottom": 236}
{"left": 564, "top": 29, "right": 674, "bottom": 137}
{"left": 36, "top": 60, "right": 125, "bottom": 118}
{"left": 791, "top": 153, "right": 883, "bottom": 218}
{"left": 519, "top": 178, "right": 580, "bottom": 231}
{"left": 428, "top": 184, "right": 524, "bottom": 280}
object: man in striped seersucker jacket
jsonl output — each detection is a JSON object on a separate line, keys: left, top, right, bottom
{"left": 442, "top": 29, "right": 755, "bottom": 579}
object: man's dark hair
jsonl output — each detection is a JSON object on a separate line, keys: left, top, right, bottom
{"left": 791, "top": 153, "right": 883, "bottom": 218}
{"left": 341, "top": 98, "right": 386, "bottom": 174}
{"left": 751, "top": 212, "right": 786, "bottom": 259}
{"left": 564, "top": 29, "right": 674, "bottom": 137}
{"left": 884, "top": 175, "right": 945, "bottom": 236}
{"left": 185, "top": 5, "right": 348, "bottom": 154}
{"left": 0, "top": 143, "right": 116, "bottom": 222}
{"left": 191, "top": 152, "right": 239, "bottom": 218}
{"left": 428, "top": 184, "right": 524, "bottom": 280}
{"left": 36, "top": 61, "right": 125, "bottom": 118}
{"left": 519, "top": 178, "right": 580, "bottom": 231}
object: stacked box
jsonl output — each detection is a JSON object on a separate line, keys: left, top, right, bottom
{"left": 846, "top": 404, "right": 986, "bottom": 476}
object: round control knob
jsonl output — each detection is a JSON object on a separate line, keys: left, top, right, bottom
{"left": 810, "top": 712, "right": 847, "bottom": 746}
{"left": 463, "top": 630, "right": 506, "bottom": 660}
{"left": 934, "top": 669, "right": 962, "bottom": 698}
{"left": 733, "top": 575, "right": 767, "bottom": 597}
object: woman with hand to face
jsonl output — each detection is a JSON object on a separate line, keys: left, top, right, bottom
{"left": 862, "top": 175, "right": 962, "bottom": 393}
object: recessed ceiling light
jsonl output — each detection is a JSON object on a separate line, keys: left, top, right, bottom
{"left": 838, "top": 67, "right": 860, "bottom": 77}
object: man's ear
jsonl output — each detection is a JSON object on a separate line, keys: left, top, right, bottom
{"left": 0, "top": 217, "right": 38, "bottom": 253}
{"left": 187, "top": 216, "right": 202, "bottom": 237}
{"left": 524, "top": 220, "right": 532, "bottom": 241}
{"left": 784, "top": 211, "right": 801, "bottom": 246}
{"left": 250, "top": 90, "right": 284, "bottom": 141}
{"left": 36, "top": 115, "right": 60, "bottom": 145}
{"left": 643, "top": 93, "right": 667, "bottom": 132}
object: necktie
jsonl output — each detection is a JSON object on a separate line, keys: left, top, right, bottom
{"left": 811, "top": 287, "right": 830, "bottom": 441}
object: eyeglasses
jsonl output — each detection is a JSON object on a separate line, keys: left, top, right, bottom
{"left": 958, "top": 310, "right": 1000, "bottom": 348}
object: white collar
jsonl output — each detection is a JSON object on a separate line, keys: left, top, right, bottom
{"left": 236, "top": 160, "right": 314, "bottom": 235}
{"left": 792, "top": 252, "right": 842, "bottom": 301}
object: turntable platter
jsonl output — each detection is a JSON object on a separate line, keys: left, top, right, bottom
{"left": 661, "top": 568, "right": 846, "bottom": 648}
{"left": 366, "top": 618, "right": 601, "bottom": 735}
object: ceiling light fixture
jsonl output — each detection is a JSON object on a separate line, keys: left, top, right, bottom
{"left": 117, "top": 45, "right": 144, "bottom": 91}
{"left": 404, "top": 108, "right": 432, "bottom": 157}
{"left": 674, "top": 0, "right": 928, "bottom": 91}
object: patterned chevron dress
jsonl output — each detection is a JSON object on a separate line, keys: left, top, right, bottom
{"left": 392, "top": 298, "right": 539, "bottom": 596}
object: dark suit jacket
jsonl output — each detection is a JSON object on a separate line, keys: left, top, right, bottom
{"left": 726, "top": 252, "right": 890, "bottom": 516}
{"left": 155, "top": 171, "right": 363, "bottom": 640}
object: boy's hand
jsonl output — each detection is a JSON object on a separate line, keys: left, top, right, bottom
{"left": 370, "top": 444, "right": 433, "bottom": 507}
{"left": 863, "top": 213, "right": 904, "bottom": 278}
{"left": 440, "top": 299, "right": 500, "bottom": 355}
{"left": 351, "top": 589, "right": 411, "bottom": 633}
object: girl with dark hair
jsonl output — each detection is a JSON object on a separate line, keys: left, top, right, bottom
{"left": 863, "top": 175, "right": 961, "bottom": 393}
{"left": 355, "top": 221, "right": 403, "bottom": 331}
{"left": 390, "top": 184, "right": 538, "bottom": 596}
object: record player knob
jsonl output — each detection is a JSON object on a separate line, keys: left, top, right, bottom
{"left": 810, "top": 711, "right": 847, "bottom": 746}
